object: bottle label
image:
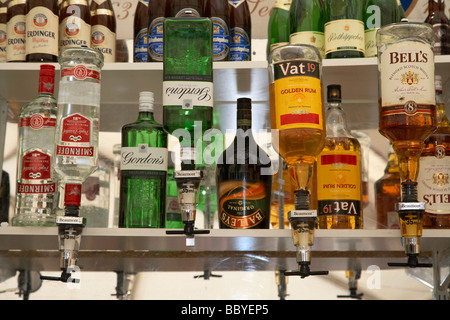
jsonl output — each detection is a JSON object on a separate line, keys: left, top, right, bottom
{"left": 229, "top": 0, "right": 244, "bottom": 8}
{"left": 417, "top": 152, "right": 450, "bottom": 214}
{"left": 148, "top": 17, "right": 164, "bottom": 62}
{"left": 274, "top": 0, "right": 292, "bottom": 10}
{"left": 134, "top": 27, "right": 148, "bottom": 62}
{"left": 211, "top": 17, "right": 229, "bottom": 61}
{"left": 218, "top": 181, "right": 267, "bottom": 228}
{"left": 0, "top": 23, "right": 6, "bottom": 62}
{"left": 6, "top": 14, "right": 26, "bottom": 61}
{"left": 56, "top": 113, "right": 94, "bottom": 157}
{"left": 316, "top": 150, "right": 362, "bottom": 217}
{"left": 91, "top": 24, "right": 116, "bottom": 63}
{"left": 162, "top": 80, "right": 213, "bottom": 108}
{"left": 324, "top": 19, "right": 365, "bottom": 55}
{"left": 290, "top": 31, "right": 325, "bottom": 58}
{"left": 271, "top": 59, "right": 323, "bottom": 130}
{"left": 61, "top": 65, "right": 101, "bottom": 83}
{"left": 230, "top": 27, "right": 250, "bottom": 61}
{"left": 364, "top": 28, "right": 377, "bottom": 57}
{"left": 59, "top": 15, "right": 91, "bottom": 49}
{"left": 120, "top": 145, "right": 168, "bottom": 172}
{"left": 380, "top": 41, "right": 435, "bottom": 116}
{"left": 64, "top": 183, "right": 82, "bottom": 206}
{"left": 25, "top": 7, "right": 58, "bottom": 56}
{"left": 20, "top": 115, "right": 56, "bottom": 129}
{"left": 18, "top": 150, "right": 55, "bottom": 194}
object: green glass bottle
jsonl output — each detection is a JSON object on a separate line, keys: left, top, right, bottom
{"left": 165, "top": 152, "right": 183, "bottom": 228}
{"left": 289, "top": 0, "right": 325, "bottom": 58}
{"left": 119, "top": 92, "right": 168, "bottom": 228}
{"left": 324, "top": 0, "right": 365, "bottom": 58}
{"left": 267, "top": 0, "right": 291, "bottom": 56}
{"left": 163, "top": 14, "right": 213, "bottom": 168}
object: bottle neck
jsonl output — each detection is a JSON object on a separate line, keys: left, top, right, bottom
{"left": 138, "top": 109, "right": 155, "bottom": 120}
{"left": 428, "top": 0, "right": 445, "bottom": 14}
{"left": 38, "top": 75, "right": 55, "bottom": 96}
{"left": 325, "top": 101, "right": 351, "bottom": 137}
{"left": 237, "top": 109, "right": 252, "bottom": 131}
{"left": 385, "top": 151, "right": 400, "bottom": 174}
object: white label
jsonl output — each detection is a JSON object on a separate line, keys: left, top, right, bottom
{"left": 0, "top": 23, "right": 6, "bottom": 62}
{"left": 120, "top": 145, "right": 168, "bottom": 171}
{"left": 163, "top": 81, "right": 213, "bottom": 109}
{"left": 174, "top": 170, "right": 201, "bottom": 179}
{"left": 288, "top": 210, "right": 317, "bottom": 218}
{"left": 290, "top": 31, "right": 325, "bottom": 58}
{"left": 396, "top": 202, "right": 426, "bottom": 211}
{"left": 91, "top": 24, "right": 116, "bottom": 63}
{"left": 364, "top": 28, "right": 377, "bottom": 57}
{"left": 56, "top": 216, "right": 84, "bottom": 224}
{"left": 59, "top": 15, "right": 91, "bottom": 49}
{"left": 25, "top": 7, "right": 59, "bottom": 56}
{"left": 324, "top": 19, "right": 364, "bottom": 55}
{"left": 6, "top": 14, "right": 26, "bottom": 61}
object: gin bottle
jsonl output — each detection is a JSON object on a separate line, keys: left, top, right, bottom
{"left": 119, "top": 92, "right": 168, "bottom": 228}
{"left": 13, "top": 64, "right": 57, "bottom": 226}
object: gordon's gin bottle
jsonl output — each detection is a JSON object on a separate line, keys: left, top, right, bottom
{"left": 13, "top": 64, "right": 58, "bottom": 226}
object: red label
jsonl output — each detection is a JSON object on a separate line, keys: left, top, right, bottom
{"left": 61, "top": 114, "right": 91, "bottom": 143}
{"left": 17, "top": 182, "right": 56, "bottom": 194}
{"left": 56, "top": 145, "right": 94, "bottom": 157}
{"left": 61, "top": 65, "right": 100, "bottom": 82}
{"left": 280, "top": 113, "right": 320, "bottom": 126}
{"left": 22, "top": 150, "right": 52, "bottom": 180}
{"left": 65, "top": 183, "right": 82, "bottom": 206}
{"left": 20, "top": 115, "right": 56, "bottom": 129}
{"left": 320, "top": 154, "right": 357, "bottom": 165}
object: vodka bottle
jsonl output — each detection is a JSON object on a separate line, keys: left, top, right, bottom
{"left": 13, "top": 64, "right": 58, "bottom": 226}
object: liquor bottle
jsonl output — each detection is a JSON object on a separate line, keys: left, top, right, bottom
{"left": 25, "top": 0, "right": 59, "bottom": 62}
{"left": 0, "top": 170, "right": 9, "bottom": 224}
{"left": 59, "top": 0, "right": 91, "bottom": 49}
{"left": 270, "top": 158, "right": 295, "bottom": 229}
{"left": 119, "top": 91, "right": 168, "bottom": 228}
{"left": 425, "top": 0, "right": 450, "bottom": 55}
{"left": 148, "top": 0, "right": 169, "bottom": 62}
{"left": 267, "top": 0, "right": 291, "bottom": 56}
{"left": 323, "top": 0, "right": 365, "bottom": 58}
{"left": 364, "top": 0, "right": 405, "bottom": 57}
{"left": 289, "top": 0, "right": 325, "bottom": 58}
{"left": 216, "top": 98, "right": 272, "bottom": 229}
{"left": 229, "top": 0, "right": 251, "bottom": 61}
{"left": 90, "top": 0, "right": 116, "bottom": 63}
{"left": 170, "top": 0, "right": 203, "bottom": 17}
{"left": 316, "top": 85, "right": 363, "bottom": 229}
{"left": 13, "top": 64, "right": 57, "bottom": 226}
{"left": 6, "top": 0, "right": 26, "bottom": 62}
{"left": 418, "top": 75, "right": 450, "bottom": 228}
{"left": 374, "top": 144, "right": 401, "bottom": 229}
{"left": 166, "top": 151, "right": 183, "bottom": 228}
{"left": 0, "top": 0, "right": 8, "bottom": 62}
{"left": 133, "top": 0, "right": 148, "bottom": 62}
{"left": 204, "top": 0, "right": 230, "bottom": 61}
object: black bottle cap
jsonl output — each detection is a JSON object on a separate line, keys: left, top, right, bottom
{"left": 237, "top": 97, "right": 252, "bottom": 110}
{"left": 327, "top": 84, "right": 342, "bottom": 103}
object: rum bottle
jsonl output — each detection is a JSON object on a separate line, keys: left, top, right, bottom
{"left": 170, "top": 0, "right": 203, "bottom": 17}
{"left": 90, "top": 0, "right": 116, "bottom": 63}
{"left": 316, "top": 85, "right": 363, "bottom": 229}
{"left": 0, "top": 0, "right": 6, "bottom": 62}
{"left": 289, "top": 0, "right": 325, "bottom": 58}
{"left": 425, "top": 0, "right": 450, "bottom": 55}
{"left": 324, "top": 0, "right": 365, "bottom": 58}
{"left": 13, "top": 64, "right": 57, "bottom": 226}
{"left": 148, "top": 0, "right": 170, "bottom": 62}
{"left": 229, "top": 0, "right": 251, "bottom": 61}
{"left": 25, "top": 0, "right": 59, "bottom": 62}
{"left": 418, "top": 75, "right": 450, "bottom": 228}
{"left": 267, "top": 0, "right": 291, "bottom": 55}
{"left": 59, "top": 0, "right": 91, "bottom": 49}
{"left": 204, "top": 0, "right": 230, "bottom": 61}
{"left": 216, "top": 98, "right": 272, "bottom": 229}
{"left": 119, "top": 92, "right": 168, "bottom": 228}
{"left": 133, "top": 0, "right": 149, "bottom": 62}
{"left": 6, "top": 0, "right": 26, "bottom": 62}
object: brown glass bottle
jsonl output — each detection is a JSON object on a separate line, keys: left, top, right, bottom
{"left": 25, "top": 0, "right": 59, "bottom": 62}
{"left": 229, "top": 0, "right": 251, "bottom": 61}
{"left": 425, "top": 0, "right": 450, "bottom": 55}
{"left": 148, "top": 0, "right": 170, "bottom": 62}
{"left": 0, "top": 1, "right": 7, "bottom": 62}
{"left": 59, "top": 0, "right": 91, "bottom": 49}
{"left": 7, "top": 0, "right": 27, "bottom": 62}
{"left": 204, "top": 0, "right": 230, "bottom": 61}
{"left": 216, "top": 98, "right": 272, "bottom": 229}
{"left": 90, "top": 0, "right": 116, "bottom": 63}
{"left": 169, "top": 0, "right": 203, "bottom": 17}
{"left": 133, "top": 0, "right": 148, "bottom": 62}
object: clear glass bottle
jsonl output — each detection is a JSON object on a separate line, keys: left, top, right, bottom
{"left": 13, "top": 64, "right": 57, "bottom": 226}
{"left": 267, "top": 0, "right": 291, "bottom": 56}
{"left": 119, "top": 92, "right": 168, "bottom": 228}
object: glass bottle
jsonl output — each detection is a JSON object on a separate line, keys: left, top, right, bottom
{"left": 374, "top": 144, "right": 401, "bottom": 229}
{"left": 316, "top": 85, "right": 363, "bottom": 229}
{"left": 166, "top": 151, "right": 183, "bottom": 228}
{"left": 289, "top": 0, "right": 325, "bottom": 59}
{"left": 6, "top": 0, "right": 26, "bottom": 62}
{"left": 90, "top": 0, "right": 116, "bottom": 63}
{"left": 25, "top": 0, "right": 59, "bottom": 62}
{"left": 363, "top": 0, "right": 405, "bottom": 57}
{"left": 418, "top": 75, "right": 450, "bottom": 228}
{"left": 229, "top": 0, "right": 251, "bottom": 61}
{"left": 134, "top": 0, "right": 149, "bottom": 62}
{"left": 13, "top": 64, "right": 57, "bottom": 226}
{"left": 270, "top": 158, "right": 295, "bottom": 229}
{"left": 267, "top": 0, "right": 291, "bottom": 56}
{"left": 323, "top": 0, "right": 365, "bottom": 58}
{"left": 148, "top": 0, "right": 170, "bottom": 62}
{"left": 59, "top": 0, "right": 91, "bottom": 49}
{"left": 170, "top": 0, "right": 203, "bottom": 17}
{"left": 425, "top": 0, "right": 450, "bottom": 55}
{"left": 204, "top": 0, "right": 230, "bottom": 61}
{"left": 0, "top": 0, "right": 6, "bottom": 62}
{"left": 119, "top": 92, "right": 168, "bottom": 228}
{"left": 216, "top": 98, "right": 272, "bottom": 229}
{"left": 0, "top": 170, "right": 9, "bottom": 224}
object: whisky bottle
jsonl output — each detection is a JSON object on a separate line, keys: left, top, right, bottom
{"left": 119, "top": 92, "right": 168, "bottom": 228}
{"left": 267, "top": 0, "right": 291, "bottom": 55}
{"left": 6, "top": 0, "right": 26, "bottom": 62}
{"left": 133, "top": 0, "right": 149, "bottom": 62}
{"left": 374, "top": 144, "right": 401, "bottom": 229}
{"left": 425, "top": 0, "right": 450, "bottom": 55}
{"left": 324, "top": 0, "right": 365, "bottom": 58}
{"left": 229, "top": 0, "right": 251, "bottom": 61}
{"left": 148, "top": 0, "right": 170, "bottom": 62}
{"left": 316, "top": 85, "right": 363, "bottom": 229}
{"left": 289, "top": 0, "right": 325, "bottom": 58}
{"left": 59, "top": 0, "right": 91, "bottom": 49}
{"left": 13, "top": 64, "right": 57, "bottom": 226}
{"left": 418, "top": 75, "right": 450, "bottom": 228}
{"left": 216, "top": 98, "right": 272, "bottom": 229}
{"left": 204, "top": 0, "right": 230, "bottom": 61}
{"left": 90, "top": 0, "right": 116, "bottom": 63}
{"left": 0, "top": 1, "right": 6, "bottom": 62}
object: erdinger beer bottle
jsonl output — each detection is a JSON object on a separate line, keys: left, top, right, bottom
{"left": 59, "top": 0, "right": 91, "bottom": 49}
{"left": 7, "top": 0, "right": 26, "bottom": 62}
{"left": 90, "top": 0, "right": 116, "bottom": 63}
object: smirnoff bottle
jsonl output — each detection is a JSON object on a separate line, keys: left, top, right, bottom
{"left": 13, "top": 64, "right": 57, "bottom": 226}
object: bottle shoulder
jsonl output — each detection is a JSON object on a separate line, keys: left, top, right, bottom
{"left": 20, "top": 95, "right": 58, "bottom": 117}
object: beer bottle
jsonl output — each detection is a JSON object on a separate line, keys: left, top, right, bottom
{"left": 7, "top": 0, "right": 26, "bottom": 62}
{"left": 90, "top": 0, "right": 116, "bottom": 63}
{"left": 170, "top": 0, "right": 203, "bottom": 17}
{"left": 148, "top": 0, "right": 170, "bottom": 62}
{"left": 59, "top": 0, "right": 91, "bottom": 49}
{"left": 204, "top": 0, "right": 230, "bottom": 61}
{"left": 134, "top": 0, "right": 148, "bottom": 62}
{"left": 229, "top": 0, "right": 251, "bottom": 61}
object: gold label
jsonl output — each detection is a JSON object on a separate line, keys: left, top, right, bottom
{"left": 59, "top": 15, "right": 91, "bottom": 49}
{"left": 6, "top": 14, "right": 26, "bottom": 61}
{"left": 324, "top": 19, "right": 364, "bottom": 55}
{"left": 91, "top": 24, "right": 116, "bottom": 62}
{"left": 26, "top": 7, "right": 59, "bottom": 56}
